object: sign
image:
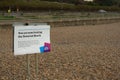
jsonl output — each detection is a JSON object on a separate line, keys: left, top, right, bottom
{"left": 13, "top": 23, "right": 50, "bottom": 55}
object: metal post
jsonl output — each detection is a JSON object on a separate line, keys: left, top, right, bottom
{"left": 35, "top": 54, "right": 39, "bottom": 80}
{"left": 26, "top": 54, "right": 30, "bottom": 80}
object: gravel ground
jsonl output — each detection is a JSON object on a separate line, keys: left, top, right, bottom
{"left": 0, "top": 22, "right": 120, "bottom": 80}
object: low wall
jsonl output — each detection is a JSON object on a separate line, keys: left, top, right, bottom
{"left": 0, "top": 17, "right": 120, "bottom": 29}
{"left": 47, "top": 17, "right": 120, "bottom": 27}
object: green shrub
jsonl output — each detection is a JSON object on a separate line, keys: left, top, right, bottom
{"left": 0, "top": 0, "right": 120, "bottom": 12}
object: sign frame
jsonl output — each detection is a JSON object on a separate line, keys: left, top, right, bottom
{"left": 13, "top": 22, "right": 51, "bottom": 55}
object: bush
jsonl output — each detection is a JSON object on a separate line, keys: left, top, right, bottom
{"left": 0, "top": 0, "right": 120, "bottom": 12}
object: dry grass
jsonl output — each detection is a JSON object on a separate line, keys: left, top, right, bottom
{"left": 0, "top": 22, "right": 120, "bottom": 80}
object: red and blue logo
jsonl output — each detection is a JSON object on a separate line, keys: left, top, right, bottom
{"left": 40, "top": 42, "right": 50, "bottom": 53}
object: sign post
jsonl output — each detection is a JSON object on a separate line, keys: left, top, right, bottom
{"left": 13, "top": 23, "right": 51, "bottom": 80}
{"left": 27, "top": 54, "right": 30, "bottom": 80}
{"left": 35, "top": 54, "right": 39, "bottom": 79}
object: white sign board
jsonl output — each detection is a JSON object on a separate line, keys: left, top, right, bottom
{"left": 13, "top": 23, "right": 50, "bottom": 55}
